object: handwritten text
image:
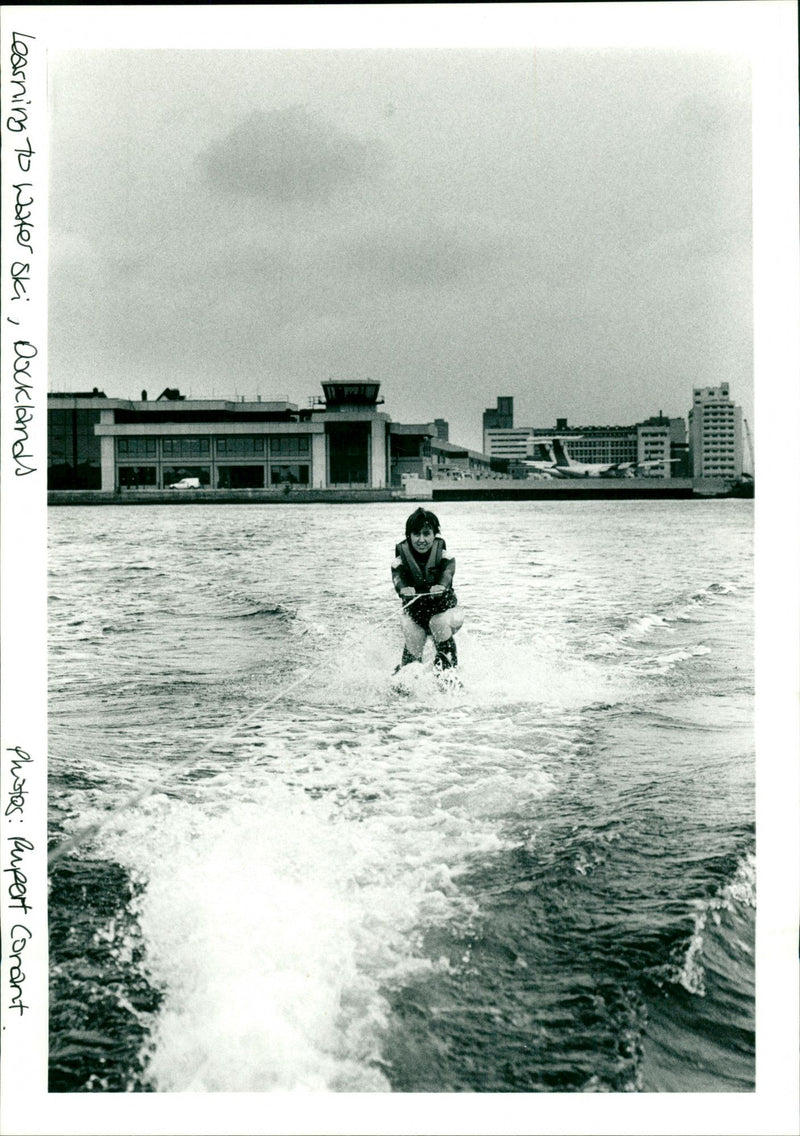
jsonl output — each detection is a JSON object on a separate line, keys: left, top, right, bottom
{"left": 11, "top": 341, "right": 36, "bottom": 475}
{"left": 7, "top": 923, "right": 31, "bottom": 1016}
{"left": 6, "top": 747, "right": 33, "bottom": 819}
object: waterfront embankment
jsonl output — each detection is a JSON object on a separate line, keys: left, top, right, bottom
{"left": 49, "top": 487, "right": 400, "bottom": 506}
{"left": 47, "top": 478, "right": 750, "bottom": 505}
{"left": 433, "top": 477, "right": 752, "bottom": 501}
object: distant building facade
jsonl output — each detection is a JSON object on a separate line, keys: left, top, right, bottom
{"left": 48, "top": 390, "right": 107, "bottom": 489}
{"left": 637, "top": 415, "right": 691, "bottom": 478}
{"left": 431, "top": 439, "right": 493, "bottom": 478}
{"left": 482, "top": 427, "right": 532, "bottom": 461}
{"left": 47, "top": 382, "right": 498, "bottom": 491}
{"left": 49, "top": 382, "right": 390, "bottom": 491}
{"left": 486, "top": 419, "right": 681, "bottom": 476}
{"left": 560, "top": 425, "right": 638, "bottom": 467}
{"left": 688, "top": 383, "right": 743, "bottom": 479}
{"left": 482, "top": 396, "right": 689, "bottom": 478}
{"left": 389, "top": 422, "right": 436, "bottom": 483}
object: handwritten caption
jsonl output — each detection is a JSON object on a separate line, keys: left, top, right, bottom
{"left": 5, "top": 747, "right": 34, "bottom": 1017}
{"left": 6, "top": 30, "right": 37, "bottom": 476}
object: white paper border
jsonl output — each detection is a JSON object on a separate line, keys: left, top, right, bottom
{"left": 1, "top": 4, "right": 797, "bottom": 1135}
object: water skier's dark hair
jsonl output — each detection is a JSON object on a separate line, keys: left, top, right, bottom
{"left": 405, "top": 508, "right": 441, "bottom": 538}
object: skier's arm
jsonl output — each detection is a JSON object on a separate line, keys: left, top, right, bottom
{"left": 430, "top": 555, "right": 455, "bottom": 595}
{"left": 391, "top": 555, "right": 415, "bottom": 596}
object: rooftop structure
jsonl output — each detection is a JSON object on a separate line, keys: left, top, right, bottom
{"left": 482, "top": 396, "right": 514, "bottom": 443}
{"left": 316, "top": 380, "right": 384, "bottom": 411}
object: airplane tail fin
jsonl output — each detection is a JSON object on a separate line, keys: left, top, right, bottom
{"left": 551, "top": 438, "right": 572, "bottom": 466}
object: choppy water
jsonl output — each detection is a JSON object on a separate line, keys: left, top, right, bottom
{"left": 48, "top": 500, "right": 754, "bottom": 1093}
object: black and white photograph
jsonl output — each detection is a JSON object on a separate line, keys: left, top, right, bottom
{"left": 1, "top": 4, "right": 798, "bottom": 1135}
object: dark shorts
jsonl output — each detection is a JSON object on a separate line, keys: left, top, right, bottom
{"left": 403, "top": 589, "right": 458, "bottom": 630}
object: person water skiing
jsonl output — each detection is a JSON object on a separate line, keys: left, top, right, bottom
{"left": 391, "top": 507, "right": 463, "bottom": 672}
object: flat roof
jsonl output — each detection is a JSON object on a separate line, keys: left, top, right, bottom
{"left": 432, "top": 439, "right": 491, "bottom": 462}
{"left": 389, "top": 423, "right": 435, "bottom": 436}
{"left": 48, "top": 396, "right": 299, "bottom": 413}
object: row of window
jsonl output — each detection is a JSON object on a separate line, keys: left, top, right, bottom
{"left": 571, "top": 448, "right": 636, "bottom": 460}
{"left": 117, "top": 435, "right": 311, "bottom": 458}
{"left": 118, "top": 464, "right": 311, "bottom": 489}
{"left": 48, "top": 409, "right": 103, "bottom": 431}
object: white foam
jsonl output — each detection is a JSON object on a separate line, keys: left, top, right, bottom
{"left": 634, "top": 644, "right": 713, "bottom": 676}
{"left": 675, "top": 852, "right": 756, "bottom": 997}
{"left": 593, "top": 581, "right": 746, "bottom": 658}
{"left": 89, "top": 692, "right": 558, "bottom": 1092}
{"left": 306, "top": 624, "right": 632, "bottom": 712}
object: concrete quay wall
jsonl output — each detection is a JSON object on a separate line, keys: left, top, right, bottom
{"left": 48, "top": 487, "right": 401, "bottom": 506}
{"left": 433, "top": 478, "right": 700, "bottom": 501}
{"left": 48, "top": 478, "right": 746, "bottom": 506}
{"left": 431, "top": 477, "right": 753, "bottom": 501}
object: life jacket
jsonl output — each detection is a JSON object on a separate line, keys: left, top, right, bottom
{"left": 396, "top": 537, "right": 446, "bottom": 590}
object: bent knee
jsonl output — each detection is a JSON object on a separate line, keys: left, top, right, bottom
{"left": 430, "top": 608, "right": 462, "bottom": 640}
{"left": 449, "top": 607, "right": 464, "bottom": 633}
{"left": 401, "top": 618, "right": 427, "bottom": 651}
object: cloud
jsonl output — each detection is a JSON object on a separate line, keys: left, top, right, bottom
{"left": 338, "top": 216, "right": 509, "bottom": 292}
{"left": 198, "top": 106, "right": 387, "bottom": 202}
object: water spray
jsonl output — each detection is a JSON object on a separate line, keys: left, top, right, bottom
{"left": 48, "top": 594, "right": 427, "bottom": 865}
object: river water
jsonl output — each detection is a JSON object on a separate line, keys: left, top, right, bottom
{"left": 47, "top": 499, "right": 754, "bottom": 1094}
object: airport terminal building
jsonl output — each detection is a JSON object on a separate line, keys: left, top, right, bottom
{"left": 48, "top": 381, "right": 492, "bottom": 492}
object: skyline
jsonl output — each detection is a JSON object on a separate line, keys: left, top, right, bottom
{"left": 48, "top": 44, "right": 752, "bottom": 453}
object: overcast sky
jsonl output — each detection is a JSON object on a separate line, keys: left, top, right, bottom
{"left": 49, "top": 46, "right": 752, "bottom": 451}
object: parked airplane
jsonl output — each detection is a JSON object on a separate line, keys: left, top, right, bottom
{"left": 522, "top": 437, "right": 675, "bottom": 479}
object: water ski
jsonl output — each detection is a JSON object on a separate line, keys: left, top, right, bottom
{"left": 434, "top": 668, "right": 463, "bottom": 692}
{"left": 390, "top": 660, "right": 462, "bottom": 695}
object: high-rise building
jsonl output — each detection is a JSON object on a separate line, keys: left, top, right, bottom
{"left": 482, "top": 396, "right": 514, "bottom": 449}
{"left": 688, "top": 383, "right": 743, "bottom": 479}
